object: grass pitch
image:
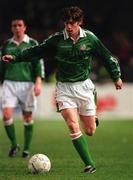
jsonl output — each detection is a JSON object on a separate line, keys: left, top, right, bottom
{"left": 0, "top": 119, "right": 133, "bottom": 180}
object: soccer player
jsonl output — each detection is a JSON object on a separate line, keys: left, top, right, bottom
{"left": 0, "top": 18, "right": 44, "bottom": 158}
{"left": 2, "top": 7, "right": 123, "bottom": 172}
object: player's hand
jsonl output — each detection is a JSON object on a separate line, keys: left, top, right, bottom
{"left": 34, "top": 77, "right": 42, "bottom": 96}
{"left": 2, "top": 55, "right": 14, "bottom": 62}
{"left": 114, "top": 78, "right": 123, "bottom": 90}
{"left": 34, "top": 84, "right": 42, "bottom": 96}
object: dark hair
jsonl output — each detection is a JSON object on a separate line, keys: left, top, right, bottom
{"left": 61, "top": 6, "right": 84, "bottom": 24}
{"left": 10, "top": 16, "right": 26, "bottom": 26}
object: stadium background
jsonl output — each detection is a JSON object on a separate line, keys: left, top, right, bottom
{"left": 0, "top": 0, "right": 133, "bottom": 118}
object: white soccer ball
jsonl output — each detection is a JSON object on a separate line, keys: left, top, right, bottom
{"left": 28, "top": 154, "right": 51, "bottom": 174}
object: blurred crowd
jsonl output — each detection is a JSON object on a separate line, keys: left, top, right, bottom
{"left": 90, "top": 31, "right": 133, "bottom": 83}
{"left": 0, "top": 0, "right": 133, "bottom": 83}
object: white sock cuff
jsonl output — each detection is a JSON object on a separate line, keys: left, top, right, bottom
{"left": 24, "top": 120, "right": 34, "bottom": 126}
{"left": 70, "top": 131, "right": 82, "bottom": 140}
{"left": 4, "top": 118, "right": 13, "bottom": 126}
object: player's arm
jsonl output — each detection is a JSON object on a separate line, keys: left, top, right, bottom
{"left": 92, "top": 34, "right": 123, "bottom": 88}
{"left": 30, "top": 39, "right": 45, "bottom": 96}
{"left": 2, "top": 39, "right": 51, "bottom": 63}
{"left": 2, "top": 33, "right": 57, "bottom": 63}
{"left": 0, "top": 46, "right": 6, "bottom": 82}
{"left": 0, "top": 58, "right": 5, "bottom": 82}
{"left": 34, "top": 76, "right": 42, "bottom": 96}
{"left": 32, "top": 58, "right": 45, "bottom": 96}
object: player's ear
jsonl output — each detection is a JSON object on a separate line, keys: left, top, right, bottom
{"left": 78, "top": 21, "right": 82, "bottom": 26}
{"left": 24, "top": 25, "right": 27, "bottom": 32}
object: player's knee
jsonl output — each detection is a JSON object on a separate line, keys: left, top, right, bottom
{"left": 85, "top": 126, "right": 96, "bottom": 136}
{"left": 68, "top": 122, "right": 79, "bottom": 133}
{"left": 23, "top": 117, "right": 32, "bottom": 123}
{"left": 3, "top": 113, "right": 12, "bottom": 121}
{"left": 23, "top": 112, "right": 32, "bottom": 122}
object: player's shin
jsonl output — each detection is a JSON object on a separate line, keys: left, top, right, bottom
{"left": 23, "top": 120, "right": 34, "bottom": 152}
{"left": 70, "top": 131, "right": 95, "bottom": 167}
{"left": 4, "top": 118, "right": 17, "bottom": 147}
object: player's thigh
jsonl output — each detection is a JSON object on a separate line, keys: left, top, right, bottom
{"left": 61, "top": 108, "right": 80, "bottom": 133}
{"left": 78, "top": 89, "right": 96, "bottom": 116}
{"left": 19, "top": 83, "right": 37, "bottom": 112}
{"left": 2, "top": 81, "right": 18, "bottom": 108}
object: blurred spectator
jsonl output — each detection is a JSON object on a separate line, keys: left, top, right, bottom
{"left": 110, "top": 31, "right": 132, "bottom": 66}
{"left": 123, "top": 55, "right": 133, "bottom": 82}
{"left": 106, "top": 31, "right": 132, "bottom": 81}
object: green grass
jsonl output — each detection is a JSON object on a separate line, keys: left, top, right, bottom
{"left": 0, "top": 119, "right": 133, "bottom": 180}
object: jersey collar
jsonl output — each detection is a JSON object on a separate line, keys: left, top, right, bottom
{"left": 10, "top": 34, "right": 30, "bottom": 45}
{"left": 63, "top": 27, "right": 86, "bottom": 40}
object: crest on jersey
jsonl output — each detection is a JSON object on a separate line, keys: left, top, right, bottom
{"left": 80, "top": 44, "right": 87, "bottom": 51}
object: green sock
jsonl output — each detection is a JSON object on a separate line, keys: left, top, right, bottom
{"left": 24, "top": 123, "right": 33, "bottom": 151}
{"left": 72, "top": 135, "right": 95, "bottom": 167}
{"left": 5, "top": 124, "right": 17, "bottom": 147}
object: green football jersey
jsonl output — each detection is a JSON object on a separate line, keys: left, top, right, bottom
{"left": 11, "top": 28, "right": 121, "bottom": 82}
{"left": 0, "top": 35, "right": 44, "bottom": 82}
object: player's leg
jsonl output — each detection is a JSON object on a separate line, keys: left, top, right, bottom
{"left": 61, "top": 108, "right": 95, "bottom": 171}
{"left": 1, "top": 81, "right": 19, "bottom": 157}
{"left": 77, "top": 81, "right": 97, "bottom": 172}
{"left": 2, "top": 107, "right": 20, "bottom": 157}
{"left": 56, "top": 80, "right": 96, "bottom": 172}
{"left": 20, "top": 82, "right": 36, "bottom": 158}
{"left": 79, "top": 115, "right": 96, "bottom": 173}
{"left": 22, "top": 111, "right": 33, "bottom": 158}
{"left": 3, "top": 107, "right": 16, "bottom": 146}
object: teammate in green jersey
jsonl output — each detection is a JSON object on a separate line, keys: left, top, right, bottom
{"left": 2, "top": 7, "right": 123, "bottom": 172}
{"left": 0, "top": 18, "right": 44, "bottom": 158}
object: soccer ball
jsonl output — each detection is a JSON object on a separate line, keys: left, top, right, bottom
{"left": 28, "top": 154, "right": 51, "bottom": 174}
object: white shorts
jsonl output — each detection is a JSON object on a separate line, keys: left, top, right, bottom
{"left": 55, "top": 79, "right": 96, "bottom": 116}
{"left": 1, "top": 80, "right": 37, "bottom": 112}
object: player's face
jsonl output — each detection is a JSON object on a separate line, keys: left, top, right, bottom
{"left": 11, "top": 20, "right": 26, "bottom": 37}
{"left": 64, "top": 21, "right": 80, "bottom": 37}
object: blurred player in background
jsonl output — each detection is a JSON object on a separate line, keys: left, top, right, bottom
{"left": 0, "top": 18, "right": 44, "bottom": 158}
{"left": 2, "top": 7, "right": 123, "bottom": 172}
